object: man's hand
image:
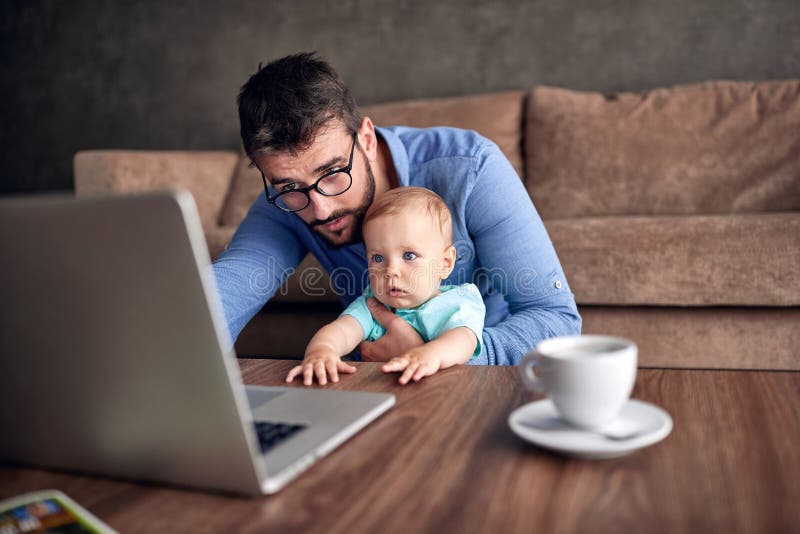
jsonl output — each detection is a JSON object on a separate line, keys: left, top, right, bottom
{"left": 382, "top": 345, "right": 443, "bottom": 385}
{"left": 285, "top": 348, "right": 357, "bottom": 386}
{"left": 358, "top": 298, "right": 424, "bottom": 362}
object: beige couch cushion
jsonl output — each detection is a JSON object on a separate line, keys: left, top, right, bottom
{"left": 74, "top": 150, "right": 238, "bottom": 231}
{"left": 547, "top": 212, "right": 800, "bottom": 306}
{"left": 218, "top": 90, "right": 526, "bottom": 229}
{"left": 205, "top": 225, "right": 237, "bottom": 261}
{"left": 362, "top": 90, "right": 526, "bottom": 178}
{"left": 525, "top": 80, "right": 800, "bottom": 219}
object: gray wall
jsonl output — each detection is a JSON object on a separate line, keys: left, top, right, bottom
{"left": 2, "top": 0, "right": 798, "bottom": 194}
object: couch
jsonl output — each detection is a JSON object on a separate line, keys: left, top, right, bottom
{"left": 74, "top": 80, "right": 800, "bottom": 370}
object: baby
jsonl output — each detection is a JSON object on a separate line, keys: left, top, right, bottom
{"left": 286, "top": 187, "right": 485, "bottom": 386}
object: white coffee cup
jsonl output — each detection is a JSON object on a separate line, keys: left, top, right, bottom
{"left": 519, "top": 335, "right": 637, "bottom": 429}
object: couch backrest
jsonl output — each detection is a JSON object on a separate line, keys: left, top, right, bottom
{"left": 524, "top": 80, "right": 800, "bottom": 219}
{"left": 217, "top": 91, "right": 526, "bottom": 229}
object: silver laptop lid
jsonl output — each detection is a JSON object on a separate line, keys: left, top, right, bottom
{"left": 0, "top": 190, "right": 266, "bottom": 494}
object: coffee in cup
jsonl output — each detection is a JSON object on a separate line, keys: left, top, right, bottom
{"left": 519, "top": 335, "right": 637, "bottom": 429}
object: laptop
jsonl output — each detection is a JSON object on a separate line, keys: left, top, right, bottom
{"left": 0, "top": 190, "right": 394, "bottom": 495}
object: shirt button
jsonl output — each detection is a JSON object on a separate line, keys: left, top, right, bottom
{"left": 555, "top": 280, "right": 562, "bottom": 289}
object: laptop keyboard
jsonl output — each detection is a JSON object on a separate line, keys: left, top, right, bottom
{"left": 254, "top": 421, "right": 307, "bottom": 454}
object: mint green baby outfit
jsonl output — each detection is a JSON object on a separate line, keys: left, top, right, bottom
{"left": 341, "top": 283, "right": 486, "bottom": 359}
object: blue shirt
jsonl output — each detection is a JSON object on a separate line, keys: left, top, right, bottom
{"left": 343, "top": 283, "right": 486, "bottom": 359}
{"left": 212, "top": 126, "right": 582, "bottom": 365}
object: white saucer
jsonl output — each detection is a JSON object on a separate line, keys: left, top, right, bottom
{"left": 508, "top": 399, "right": 673, "bottom": 459}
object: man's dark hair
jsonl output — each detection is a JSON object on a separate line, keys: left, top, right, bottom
{"left": 238, "top": 52, "right": 362, "bottom": 159}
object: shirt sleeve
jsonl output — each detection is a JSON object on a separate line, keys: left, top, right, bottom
{"left": 465, "top": 141, "right": 582, "bottom": 365}
{"left": 210, "top": 196, "right": 307, "bottom": 342}
{"left": 430, "top": 284, "right": 486, "bottom": 359}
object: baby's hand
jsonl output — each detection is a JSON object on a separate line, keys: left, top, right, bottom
{"left": 382, "top": 347, "right": 442, "bottom": 385}
{"left": 286, "top": 349, "right": 357, "bottom": 386}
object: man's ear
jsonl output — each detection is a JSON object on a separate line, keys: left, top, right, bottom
{"left": 358, "top": 117, "right": 378, "bottom": 161}
{"left": 440, "top": 245, "right": 457, "bottom": 280}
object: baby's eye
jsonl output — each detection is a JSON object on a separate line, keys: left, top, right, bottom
{"left": 402, "top": 251, "right": 418, "bottom": 261}
{"left": 371, "top": 254, "right": 384, "bottom": 263}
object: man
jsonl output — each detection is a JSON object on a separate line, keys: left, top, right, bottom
{"left": 213, "top": 52, "right": 581, "bottom": 365}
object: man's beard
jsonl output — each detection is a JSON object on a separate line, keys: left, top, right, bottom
{"left": 309, "top": 156, "right": 376, "bottom": 249}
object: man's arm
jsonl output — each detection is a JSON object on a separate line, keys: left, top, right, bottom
{"left": 465, "top": 141, "right": 582, "bottom": 365}
{"left": 211, "top": 198, "right": 307, "bottom": 342}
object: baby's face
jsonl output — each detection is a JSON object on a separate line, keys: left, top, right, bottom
{"left": 363, "top": 209, "right": 455, "bottom": 309}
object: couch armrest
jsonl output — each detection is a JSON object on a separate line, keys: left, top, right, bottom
{"left": 74, "top": 150, "right": 239, "bottom": 231}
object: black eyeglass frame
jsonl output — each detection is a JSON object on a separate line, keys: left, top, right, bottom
{"left": 260, "top": 132, "right": 357, "bottom": 213}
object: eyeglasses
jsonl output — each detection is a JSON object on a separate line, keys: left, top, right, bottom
{"left": 260, "top": 133, "right": 356, "bottom": 213}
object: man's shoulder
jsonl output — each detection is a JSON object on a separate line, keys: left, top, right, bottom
{"left": 384, "top": 125, "right": 494, "bottom": 163}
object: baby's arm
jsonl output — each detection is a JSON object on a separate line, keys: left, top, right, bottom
{"left": 382, "top": 326, "right": 478, "bottom": 385}
{"left": 286, "top": 315, "right": 365, "bottom": 386}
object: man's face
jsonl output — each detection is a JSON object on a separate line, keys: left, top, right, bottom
{"left": 256, "top": 126, "right": 375, "bottom": 248}
{"left": 363, "top": 209, "right": 455, "bottom": 310}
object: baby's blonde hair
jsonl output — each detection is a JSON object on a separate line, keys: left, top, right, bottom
{"left": 363, "top": 187, "right": 453, "bottom": 243}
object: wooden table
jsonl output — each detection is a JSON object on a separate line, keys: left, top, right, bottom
{"left": 2, "top": 360, "right": 798, "bottom": 533}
